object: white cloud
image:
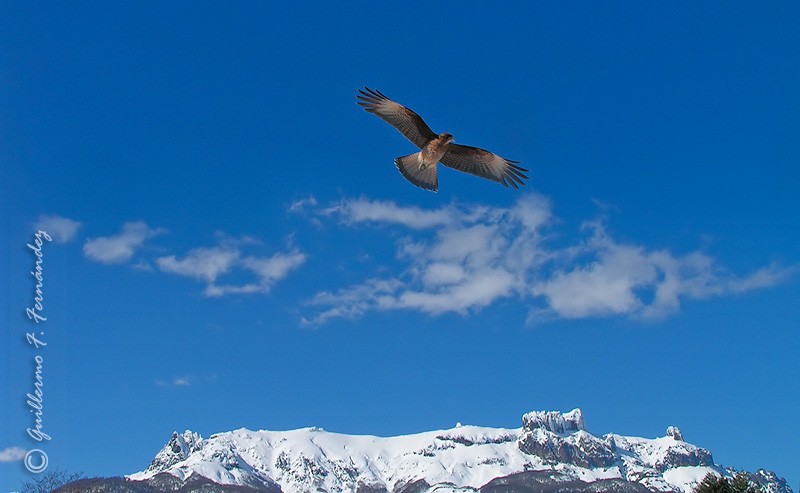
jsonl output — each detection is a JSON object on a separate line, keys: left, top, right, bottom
{"left": 203, "top": 283, "right": 261, "bottom": 297}
{"left": 0, "top": 446, "right": 26, "bottom": 462}
{"left": 172, "top": 376, "right": 192, "bottom": 386}
{"left": 157, "top": 240, "right": 306, "bottom": 297}
{"left": 157, "top": 246, "right": 240, "bottom": 282}
{"left": 303, "top": 194, "right": 795, "bottom": 325}
{"left": 534, "top": 224, "right": 798, "bottom": 321}
{"left": 156, "top": 376, "right": 195, "bottom": 387}
{"left": 534, "top": 235, "right": 664, "bottom": 318}
{"left": 727, "top": 263, "right": 798, "bottom": 294}
{"left": 83, "top": 221, "right": 166, "bottom": 264}
{"left": 396, "top": 268, "right": 517, "bottom": 315}
{"left": 423, "top": 263, "right": 466, "bottom": 287}
{"left": 84, "top": 222, "right": 305, "bottom": 297}
{"left": 303, "top": 278, "right": 404, "bottom": 325}
{"left": 289, "top": 195, "right": 318, "bottom": 212}
{"left": 304, "top": 195, "right": 549, "bottom": 324}
{"left": 242, "top": 251, "right": 307, "bottom": 282}
{"left": 34, "top": 215, "right": 82, "bottom": 243}
{"left": 323, "top": 197, "right": 456, "bottom": 229}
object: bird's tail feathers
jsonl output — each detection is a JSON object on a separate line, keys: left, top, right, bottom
{"left": 395, "top": 153, "right": 438, "bottom": 192}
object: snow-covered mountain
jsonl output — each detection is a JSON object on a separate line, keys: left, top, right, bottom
{"left": 119, "top": 409, "right": 791, "bottom": 493}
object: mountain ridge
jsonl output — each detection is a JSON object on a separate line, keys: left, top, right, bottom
{"left": 60, "top": 409, "right": 792, "bottom": 493}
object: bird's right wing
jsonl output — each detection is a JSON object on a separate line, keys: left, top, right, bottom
{"left": 440, "top": 144, "right": 528, "bottom": 189}
{"left": 357, "top": 87, "right": 437, "bottom": 149}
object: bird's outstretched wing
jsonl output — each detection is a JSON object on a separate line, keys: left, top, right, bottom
{"left": 357, "top": 87, "right": 437, "bottom": 149}
{"left": 440, "top": 144, "right": 528, "bottom": 189}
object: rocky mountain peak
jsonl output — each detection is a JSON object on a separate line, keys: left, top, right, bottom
{"left": 521, "top": 408, "right": 585, "bottom": 434}
{"left": 143, "top": 429, "right": 204, "bottom": 474}
{"left": 667, "top": 426, "right": 684, "bottom": 441}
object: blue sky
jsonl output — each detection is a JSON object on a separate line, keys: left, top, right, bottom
{"left": 2, "top": 2, "right": 799, "bottom": 491}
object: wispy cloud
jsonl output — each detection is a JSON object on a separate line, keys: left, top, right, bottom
{"left": 157, "top": 236, "right": 306, "bottom": 297}
{"left": 157, "top": 246, "right": 240, "bottom": 283}
{"left": 289, "top": 195, "right": 318, "bottom": 213}
{"left": 83, "top": 221, "right": 166, "bottom": 264}
{"left": 34, "top": 214, "right": 82, "bottom": 243}
{"left": 0, "top": 446, "right": 26, "bottom": 462}
{"left": 303, "top": 278, "right": 404, "bottom": 325}
{"left": 156, "top": 376, "right": 194, "bottom": 387}
{"left": 155, "top": 374, "right": 217, "bottom": 387}
{"left": 727, "top": 263, "right": 799, "bottom": 294}
{"left": 322, "top": 197, "right": 457, "bottom": 230}
{"left": 303, "top": 194, "right": 795, "bottom": 325}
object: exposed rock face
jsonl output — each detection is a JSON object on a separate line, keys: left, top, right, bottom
{"left": 144, "top": 430, "right": 204, "bottom": 474}
{"left": 522, "top": 409, "right": 586, "bottom": 434}
{"left": 666, "top": 426, "right": 683, "bottom": 441}
{"left": 518, "top": 409, "right": 617, "bottom": 468}
{"left": 395, "top": 478, "right": 432, "bottom": 493}
{"left": 657, "top": 445, "right": 714, "bottom": 472}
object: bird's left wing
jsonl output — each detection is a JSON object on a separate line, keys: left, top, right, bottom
{"left": 440, "top": 144, "right": 528, "bottom": 189}
{"left": 357, "top": 88, "right": 437, "bottom": 149}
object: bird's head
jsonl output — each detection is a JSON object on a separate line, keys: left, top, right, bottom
{"left": 439, "top": 132, "right": 454, "bottom": 144}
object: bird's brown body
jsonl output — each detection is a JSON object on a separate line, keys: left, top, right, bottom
{"left": 419, "top": 133, "right": 454, "bottom": 170}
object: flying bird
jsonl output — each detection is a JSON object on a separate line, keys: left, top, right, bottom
{"left": 357, "top": 87, "right": 528, "bottom": 192}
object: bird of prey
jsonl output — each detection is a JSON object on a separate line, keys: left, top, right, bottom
{"left": 357, "top": 87, "right": 527, "bottom": 192}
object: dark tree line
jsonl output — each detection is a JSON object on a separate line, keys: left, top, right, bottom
{"left": 18, "top": 467, "right": 769, "bottom": 493}
{"left": 694, "top": 472, "right": 764, "bottom": 493}
{"left": 20, "top": 469, "right": 84, "bottom": 493}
